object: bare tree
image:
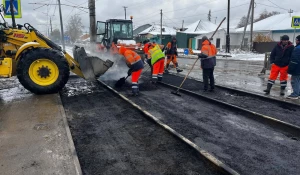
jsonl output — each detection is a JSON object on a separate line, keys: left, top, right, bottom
{"left": 236, "top": 10, "right": 280, "bottom": 28}
{"left": 66, "top": 14, "right": 83, "bottom": 42}
{"left": 254, "top": 9, "right": 280, "bottom": 23}
{"left": 236, "top": 15, "right": 250, "bottom": 28}
{"left": 50, "top": 29, "right": 61, "bottom": 42}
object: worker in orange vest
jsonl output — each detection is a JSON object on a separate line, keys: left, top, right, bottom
{"left": 198, "top": 36, "right": 217, "bottom": 92}
{"left": 119, "top": 46, "right": 144, "bottom": 96}
{"left": 165, "top": 37, "right": 183, "bottom": 73}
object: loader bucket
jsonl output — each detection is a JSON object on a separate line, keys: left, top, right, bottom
{"left": 73, "top": 46, "right": 114, "bottom": 81}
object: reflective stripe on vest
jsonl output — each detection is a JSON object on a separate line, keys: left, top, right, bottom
{"left": 125, "top": 50, "right": 141, "bottom": 65}
{"left": 149, "top": 45, "right": 165, "bottom": 65}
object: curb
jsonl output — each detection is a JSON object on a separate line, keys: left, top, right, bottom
{"left": 56, "top": 93, "right": 83, "bottom": 175}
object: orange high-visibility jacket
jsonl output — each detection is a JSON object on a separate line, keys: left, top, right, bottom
{"left": 124, "top": 50, "right": 141, "bottom": 66}
{"left": 201, "top": 40, "right": 217, "bottom": 57}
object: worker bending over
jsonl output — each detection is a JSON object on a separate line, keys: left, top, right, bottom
{"left": 148, "top": 43, "right": 165, "bottom": 83}
{"left": 165, "top": 37, "right": 183, "bottom": 73}
{"left": 119, "top": 46, "right": 144, "bottom": 96}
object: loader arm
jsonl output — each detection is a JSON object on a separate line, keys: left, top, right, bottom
{"left": 64, "top": 52, "right": 84, "bottom": 78}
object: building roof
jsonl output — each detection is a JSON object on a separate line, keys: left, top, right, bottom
{"left": 179, "top": 20, "right": 222, "bottom": 34}
{"left": 138, "top": 25, "right": 176, "bottom": 35}
{"left": 235, "top": 12, "right": 300, "bottom": 32}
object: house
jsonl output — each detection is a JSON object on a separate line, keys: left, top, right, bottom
{"left": 176, "top": 20, "right": 221, "bottom": 49}
{"left": 199, "top": 12, "right": 300, "bottom": 51}
{"left": 138, "top": 25, "right": 177, "bottom": 45}
{"left": 235, "top": 12, "right": 300, "bottom": 42}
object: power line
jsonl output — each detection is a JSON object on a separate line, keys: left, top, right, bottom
{"left": 266, "top": 0, "right": 289, "bottom": 11}
{"left": 28, "top": 2, "right": 88, "bottom": 9}
{"left": 164, "top": 0, "right": 217, "bottom": 14}
{"left": 256, "top": 2, "right": 289, "bottom": 11}
{"left": 163, "top": 3, "right": 249, "bottom": 21}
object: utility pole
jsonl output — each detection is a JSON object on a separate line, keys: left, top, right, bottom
{"left": 240, "top": 0, "right": 253, "bottom": 50}
{"left": 123, "top": 6, "right": 128, "bottom": 20}
{"left": 9, "top": 0, "right": 16, "bottom": 28}
{"left": 50, "top": 17, "right": 53, "bottom": 33}
{"left": 89, "top": 0, "right": 96, "bottom": 46}
{"left": 288, "top": 9, "right": 293, "bottom": 17}
{"left": 57, "top": 0, "right": 65, "bottom": 50}
{"left": 226, "top": 0, "right": 230, "bottom": 53}
{"left": 250, "top": 0, "right": 254, "bottom": 51}
{"left": 160, "top": 9, "right": 162, "bottom": 44}
{"left": 181, "top": 20, "right": 184, "bottom": 31}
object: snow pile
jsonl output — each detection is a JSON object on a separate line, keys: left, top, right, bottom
{"left": 218, "top": 50, "right": 265, "bottom": 61}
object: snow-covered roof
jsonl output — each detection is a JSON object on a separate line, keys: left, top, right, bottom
{"left": 235, "top": 12, "right": 300, "bottom": 32}
{"left": 138, "top": 25, "right": 176, "bottom": 35}
{"left": 180, "top": 20, "right": 222, "bottom": 34}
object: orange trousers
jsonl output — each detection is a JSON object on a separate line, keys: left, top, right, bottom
{"left": 166, "top": 54, "right": 178, "bottom": 67}
{"left": 132, "top": 69, "right": 142, "bottom": 83}
{"left": 152, "top": 59, "right": 165, "bottom": 81}
{"left": 268, "top": 64, "right": 288, "bottom": 88}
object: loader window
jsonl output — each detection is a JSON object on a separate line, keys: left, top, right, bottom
{"left": 112, "top": 22, "right": 133, "bottom": 39}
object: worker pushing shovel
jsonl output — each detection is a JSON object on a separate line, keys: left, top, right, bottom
{"left": 171, "top": 17, "right": 226, "bottom": 96}
{"left": 115, "top": 46, "right": 144, "bottom": 96}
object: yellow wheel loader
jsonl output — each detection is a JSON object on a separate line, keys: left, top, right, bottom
{"left": 0, "top": 15, "right": 113, "bottom": 94}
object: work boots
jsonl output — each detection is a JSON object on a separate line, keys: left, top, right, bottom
{"left": 264, "top": 83, "right": 272, "bottom": 95}
{"left": 164, "top": 64, "right": 170, "bottom": 73}
{"left": 175, "top": 63, "right": 183, "bottom": 73}
{"left": 280, "top": 87, "right": 285, "bottom": 96}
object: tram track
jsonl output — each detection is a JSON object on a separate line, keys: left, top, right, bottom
{"left": 160, "top": 73, "right": 300, "bottom": 128}
{"left": 103, "top": 75, "right": 300, "bottom": 175}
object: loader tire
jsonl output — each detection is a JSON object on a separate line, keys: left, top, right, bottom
{"left": 17, "top": 48, "right": 70, "bottom": 94}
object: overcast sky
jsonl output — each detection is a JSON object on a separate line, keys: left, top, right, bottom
{"left": 8, "top": 0, "right": 300, "bottom": 35}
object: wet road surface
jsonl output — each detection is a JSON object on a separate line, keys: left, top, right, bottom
{"left": 60, "top": 77, "right": 222, "bottom": 175}
{"left": 175, "top": 58, "right": 293, "bottom": 98}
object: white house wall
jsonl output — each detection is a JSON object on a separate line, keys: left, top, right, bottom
{"left": 271, "top": 32, "right": 300, "bottom": 43}
{"left": 193, "top": 30, "right": 299, "bottom": 50}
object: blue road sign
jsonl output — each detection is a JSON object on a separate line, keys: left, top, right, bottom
{"left": 292, "top": 16, "right": 300, "bottom": 28}
{"left": 3, "top": 0, "right": 22, "bottom": 18}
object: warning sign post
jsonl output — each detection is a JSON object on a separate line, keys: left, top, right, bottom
{"left": 3, "top": 0, "right": 22, "bottom": 18}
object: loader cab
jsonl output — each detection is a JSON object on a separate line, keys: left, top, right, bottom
{"left": 96, "top": 19, "right": 133, "bottom": 47}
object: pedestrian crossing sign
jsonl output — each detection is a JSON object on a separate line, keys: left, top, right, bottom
{"left": 292, "top": 16, "right": 300, "bottom": 28}
{"left": 3, "top": 0, "right": 22, "bottom": 18}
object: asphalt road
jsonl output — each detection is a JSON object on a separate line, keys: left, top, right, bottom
{"left": 60, "top": 77, "right": 222, "bottom": 175}
{"left": 160, "top": 73, "right": 300, "bottom": 127}
{"left": 102, "top": 76, "right": 300, "bottom": 175}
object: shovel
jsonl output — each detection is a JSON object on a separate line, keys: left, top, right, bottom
{"left": 171, "top": 57, "right": 199, "bottom": 96}
{"left": 115, "top": 75, "right": 130, "bottom": 88}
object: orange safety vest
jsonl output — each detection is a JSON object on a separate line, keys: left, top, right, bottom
{"left": 124, "top": 50, "right": 141, "bottom": 65}
{"left": 201, "top": 40, "right": 217, "bottom": 57}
